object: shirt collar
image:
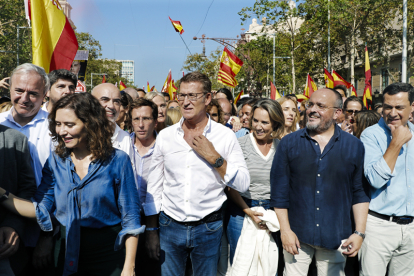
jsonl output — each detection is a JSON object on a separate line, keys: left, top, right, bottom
{"left": 6, "top": 107, "right": 48, "bottom": 127}
{"left": 178, "top": 113, "right": 212, "bottom": 136}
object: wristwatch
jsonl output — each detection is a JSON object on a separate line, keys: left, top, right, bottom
{"left": 211, "top": 156, "right": 224, "bottom": 168}
{"left": 354, "top": 230, "right": 365, "bottom": 240}
{"left": 0, "top": 190, "right": 9, "bottom": 204}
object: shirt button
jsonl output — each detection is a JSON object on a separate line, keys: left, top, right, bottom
{"left": 317, "top": 174, "right": 321, "bottom": 177}
{"left": 317, "top": 191, "right": 320, "bottom": 193}
{"left": 320, "top": 158, "right": 322, "bottom": 161}
{"left": 316, "top": 224, "right": 319, "bottom": 227}
{"left": 315, "top": 143, "right": 318, "bottom": 145}
{"left": 317, "top": 208, "right": 319, "bottom": 210}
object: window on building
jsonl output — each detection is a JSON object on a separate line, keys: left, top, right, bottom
{"left": 381, "top": 68, "right": 389, "bottom": 89}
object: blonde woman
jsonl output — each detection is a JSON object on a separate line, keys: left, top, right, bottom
{"left": 145, "top": 92, "right": 167, "bottom": 132}
{"left": 165, "top": 107, "right": 182, "bottom": 126}
{"left": 277, "top": 96, "right": 300, "bottom": 138}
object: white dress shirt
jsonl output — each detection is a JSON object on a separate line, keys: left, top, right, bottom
{"left": 0, "top": 108, "right": 51, "bottom": 186}
{"left": 144, "top": 116, "right": 250, "bottom": 221}
{"left": 112, "top": 124, "right": 134, "bottom": 164}
{"left": 41, "top": 102, "right": 49, "bottom": 112}
{"left": 130, "top": 132, "right": 156, "bottom": 205}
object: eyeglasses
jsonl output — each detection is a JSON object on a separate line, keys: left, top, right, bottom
{"left": 345, "top": 109, "right": 360, "bottom": 115}
{"left": 177, "top": 93, "right": 206, "bottom": 101}
{"left": 305, "top": 102, "right": 340, "bottom": 111}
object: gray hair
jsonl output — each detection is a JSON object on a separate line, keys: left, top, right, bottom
{"left": 145, "top": 92, "right": 165, "bottom": 102}
{"left": 10, "top": 63, "right": 50, "bottom": 95}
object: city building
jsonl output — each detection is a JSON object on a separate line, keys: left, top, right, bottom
{"left": 117, "top": 60, "right": 135, "bottom": 85}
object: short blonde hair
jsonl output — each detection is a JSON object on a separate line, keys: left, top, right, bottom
{"left": 277, "top": 96, "right": 300, "bottom": 132}
{"left": 144, "top": 92, "right": 165, "bottom": 102}
{"left": 0, "top": 101, "right": 12, "bottom": 113}
{"left": 165, "top": 107, "right": 182, "bottom": 126}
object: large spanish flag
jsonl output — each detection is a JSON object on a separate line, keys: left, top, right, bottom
{"left": 303, "top": 74, "right": 318, "bottom": 98}
{"left": 363, "top": 45, "right": 372, "bottom": 109}
{"left": 332, "top": 70, "right": 351, "bottom": 88}
{"left": 217, "top": 47, "right": 243, "bottom": 88}
{"left": 324, "top": 68, "right": 334, "bottom": 88}
{"left": 169, "top": 17, "right": 184, "bottom": 34}
{"left": 28, "top": 0, "right": 78, "bottom": 73}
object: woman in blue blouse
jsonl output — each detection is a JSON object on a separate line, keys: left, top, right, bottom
{"left": 0, "top": 93, "right": 143, "bottom": 276}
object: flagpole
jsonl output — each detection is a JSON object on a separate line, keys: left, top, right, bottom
{"left": 179, "top": 34, "right": 192, "bottom": 56}
{"left": 402, "top": 0, "right": 407, "bottom": 83}
{"left": 327, "top": 0, "right": 331, "bottom": 72}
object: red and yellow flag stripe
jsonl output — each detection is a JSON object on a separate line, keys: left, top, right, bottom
{"left": 30, "top": 0, "right": 78, "bottom": 73}
{"left": 169, "top": 17, "right": 184, "bottom": 34}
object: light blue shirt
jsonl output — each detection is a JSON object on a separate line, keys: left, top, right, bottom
{"left": 361, "top": 117, "right": 414, "bottom": 216}
{"left": 235, "top": 127, "right": 250, "bottom": 138}
{"left": 0, "top": 108, "right": 51, "bottom": 186}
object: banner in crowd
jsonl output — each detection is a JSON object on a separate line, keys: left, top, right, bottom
{"left": 71, "top": 50, "right": 88, "bottom": 93}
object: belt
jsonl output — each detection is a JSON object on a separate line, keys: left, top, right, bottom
{"left": 369, "top": 210, "right": 414, "bottom": 225}
{"left": 167, "top": 208, "right": 223, "bottom": 227}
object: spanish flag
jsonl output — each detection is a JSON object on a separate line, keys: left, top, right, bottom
{"left": 119, "top": 81, "right": 127, "bottom": 91}
{"left": 351, "top": 85, "right": 358, "bottom": 97}
{"left": 332, "top": 70, "right": 351, "bottom": 88}
{"left": 324, "top": 68, "right": 334, "bottom": 89}
{"left": 270, "top": 81, "right": 282, "bottom": 100}
{"left": 169, "top": 17, "right": 184, "bottom": 34}
{"left": 217, "top": 47, "right": 243, "bottom": 88}
{"left": 102, "top": 75, "right": 106, "bottom": 83}
{"left": 150, "top": 85, "right": 155, "bottom": 92}
{"left": 234, "top": 90, "right": 244, "bottom": 105}
{"left": 161, "top": 70, "right": 175, "bottom": 99}
{"left": 147, "top": 82, "right": 150, "bottom": 92}
{"left": 28, "top": 0, "right": 78, "bottom": 73}
{"left": 363, "top": 45, "right": 372, "bottom": 109}
{"left": 303, "top": 74, "right": 318, "bottom": 98}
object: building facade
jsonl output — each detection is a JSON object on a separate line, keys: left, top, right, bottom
{"left": 117, "top": 60, "right": 135, "bottom": 85}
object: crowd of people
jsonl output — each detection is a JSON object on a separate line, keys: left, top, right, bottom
{"left": 0, "top": 63, "right": 413, "bottom": 276}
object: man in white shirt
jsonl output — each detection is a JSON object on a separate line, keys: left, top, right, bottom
{"left": 144, "top": 72, "right": 250, "bottom": 276}
{"left": 91, "top": 83, "right": 134, "bottom": 160}
{"left": 129, "top": 98, "right": 160, "bottom": 276}
{"left": 0, "top": 63, "right": 52, "bottom": 274}
{"left": 42, "top": 69, "right": 77, "bottom": 113}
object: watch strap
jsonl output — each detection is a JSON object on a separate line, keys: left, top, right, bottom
{"left": 354, "top": 230, "right": 365, "bottom": 239}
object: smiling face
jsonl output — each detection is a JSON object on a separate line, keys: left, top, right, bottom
{"left": 281, "top": 99, "right": 297, "bottom": 128}
{"left": 92, "top": 83, "right": 121, "bottom": 123}
{"left": 344, "top": 101, "right": 363, "bottom": 122}
{"left": 10, "top": 71, "right": 45, "bottom": 121}
{"left": 306, "top": 89, "right": 341, "bottom": 133}
{"left": 383, "top": 92, "right": 413, "bottom": 128}
{"left": 252, "top": 107, "right": 273, "bottom": 142}
{"left": 55, "top": 108, "right": 87, "bottom": 150}
{"left": 131, "top": 106, "right": 157, "bottom": 141}
{"left": 152, "top": 96, "right": 167, "bottom": 123}
{"left": 240, "top": 104, "right": 252, "bottom": 128}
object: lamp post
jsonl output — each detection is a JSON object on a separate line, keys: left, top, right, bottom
{"left": 16, "top": 25, "right": 31, "bottom": 66}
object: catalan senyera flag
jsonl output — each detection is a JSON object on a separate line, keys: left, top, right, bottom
{"left": 234, "top": 90, "right": 244, "bottom": 105}
{"left": 270, "top": 82, "right": 282, "bottom": 100}
{"left": 102, "top": 75, "right": 106, "bottom": 83}
{"left": 351, "top": 85, "right": 358, "bottom": 97}
{"left": 169, "top": 16, "right": 184, "bottom": 34}
{"left": 332, "top": 70, "right": 351, "bottom": 88}
{"left": 363, "top": 45, "right": 372, "bottom": 109}
{"left": 217, "top": 47, "right": 243, "bottom": 88}
{"left": 27, "top": 0, "right": 78, "bottom": 73}
{"left": 303, "top": 74, "right": 318, "bottom": 98}
{"left": 147, "top": 82, "right": 150, "bottom": 92}
{"left": 324, "top": 68, "right": 334, "bottom": 89}
{"left": 119, "top": 81, "right": 127, "bottom": 91}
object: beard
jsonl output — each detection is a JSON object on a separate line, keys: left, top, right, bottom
{"left": 306, "top": 111, "right": 334, "bottom": 132}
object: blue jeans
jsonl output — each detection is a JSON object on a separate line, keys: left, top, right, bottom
{"left": 159, "top": 211, "right": 223, "bottom": 276}
{"left": 226, "top": 197, "right": 271, "bottom": 265}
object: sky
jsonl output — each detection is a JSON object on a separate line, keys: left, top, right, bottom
{"left": 69, "top": 0, "right": 257, "bottom": 90}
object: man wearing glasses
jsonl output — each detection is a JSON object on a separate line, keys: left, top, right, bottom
{"left": 271, "top": 88, "right": 369, "bottom": 276}
{"left": 144, "top": 72, "right": 250, "bottom": 276}
{"left": 341, "top": 96, "right": 365, "bottom": 134}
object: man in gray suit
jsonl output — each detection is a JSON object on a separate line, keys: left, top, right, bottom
{"left": 0, "top": 125, "right": 36, "bottom": 275}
